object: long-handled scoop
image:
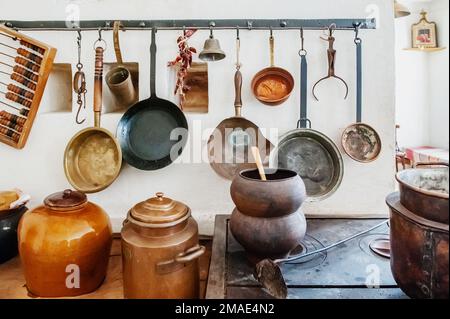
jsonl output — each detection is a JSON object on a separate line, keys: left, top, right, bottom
{"left": 254, "top": 219, "right": 388, "bottom": 299}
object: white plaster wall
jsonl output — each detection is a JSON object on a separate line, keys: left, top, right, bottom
{"left": 0, "top": 0, "right": 396, "bottom": 235}
{"left": 395, "top": 1, "right": 431, "bottom": 148}
{"left": 395, "top": 0, "right": 449, "bottom": 149}
{"left": 428, "top": 0, "right": 449, "bottom": 149}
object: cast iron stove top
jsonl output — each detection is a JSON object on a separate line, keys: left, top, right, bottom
{"left": 206, "top": 216, "right": 408, "bottom": 299}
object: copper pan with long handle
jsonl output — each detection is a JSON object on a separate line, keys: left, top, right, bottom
{"left": 208, "top": 36, "right": 273, "bottom": 180}
{"left": 64, "top": 46, "right": 122, "bottom": 193}
{"left": 251, "top": 32, "right": 294, "bottom": 106}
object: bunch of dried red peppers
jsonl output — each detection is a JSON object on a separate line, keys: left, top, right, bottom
{"left": 168, "top": 29, "right": 197, "bottom": 107}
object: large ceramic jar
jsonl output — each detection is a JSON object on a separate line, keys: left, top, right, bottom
{"left": 0, "top": 191, "right": 28, "bottom": 264}
{"left": 121, "top": 192, "right": 204, "bottom": 299}
{"left": 18, "top": 189, "right": 112, "bottom": 297}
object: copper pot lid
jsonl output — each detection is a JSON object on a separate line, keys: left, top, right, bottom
{"left": 44, "top": 189, "right": 87, "bottom": 210}
{"left": 130, "top": 192, "right": 190, "bottom": 225}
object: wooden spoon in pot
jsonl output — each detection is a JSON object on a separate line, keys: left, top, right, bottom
{"left": 251, "top": 146, "right": 267, "bottom": 181}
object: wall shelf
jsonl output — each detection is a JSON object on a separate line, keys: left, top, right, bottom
{"left": 403, "top": 47, "right": 446, "bottom": 52}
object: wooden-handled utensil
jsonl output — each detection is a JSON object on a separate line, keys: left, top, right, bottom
{"left": 0, "top": 81, "right": 34, "bottom": 100}
{"left": 0, "top": 42, "right": 43, "bottom": 64}
{"left": 0, "top": 70, "right": 37, "bottom": 90}
{"left": 0, "top": 33, "right": 45, "bottom": 55}
{"left": 251, "top": 146, "right": 267, "bottom": 181}
{"left": 0, "top": 61, "right": 39, "bottom": 82}
{"left": 0, "top": 52, "right": 41, "bottom": 72}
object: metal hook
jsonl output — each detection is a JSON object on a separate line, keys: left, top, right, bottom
{"left": 182, "top": 25, "right": 186, "bottom": 36}
{"left": 93, "top": 27, "right": 107, "bottom": 50}
{"left": 353, "top": 22, "right": 362, "bottom": 44}
{"left": 236, "top": 25, "right": 240, "bottom": 40}
{"left": 269, "top": 26, "right": 273, "bottom": 38}
{"left": 299, "top": 28, "right": 307, "bottom": 56}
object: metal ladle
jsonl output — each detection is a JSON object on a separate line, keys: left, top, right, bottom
{"left": 254, "top": 219, "right": 389, "bottom": 299}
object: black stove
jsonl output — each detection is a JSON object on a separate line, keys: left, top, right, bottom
{"left": 206, "top": 216, "right": 408, "bottom": 299}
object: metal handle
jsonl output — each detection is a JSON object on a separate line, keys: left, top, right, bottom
{"left": 175, "top": 245, "right": 205, "bottom": 263}
{"left": 113, "top": 21, "right": 124, "bottom": 64}
{"left": 269, "top": 35, "right": 274, "bottom": 67}
{"left": 150, "top": 27, "right": 157, "bottom": 97}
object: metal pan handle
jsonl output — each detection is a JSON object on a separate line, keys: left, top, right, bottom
{"left": 297, "top": 118, "right": 311, "bottom": 129}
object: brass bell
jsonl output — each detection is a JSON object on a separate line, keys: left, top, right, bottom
{"left": 199, "top": 27, "right": 226, "bottom": 62}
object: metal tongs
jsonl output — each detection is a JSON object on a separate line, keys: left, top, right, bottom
{"left": 254, "top": 220, "right": 388, "bottom": 299}
{"left": 312, "top": 24, "right": 349, "bottom": 101}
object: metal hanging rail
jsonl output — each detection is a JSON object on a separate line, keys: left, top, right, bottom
{"left": 1, "top": 19, "right": 376, "bottom": 31}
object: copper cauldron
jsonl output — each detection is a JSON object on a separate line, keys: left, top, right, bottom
{"left": 121, "top": 192, "right": 204, "bottom": 299}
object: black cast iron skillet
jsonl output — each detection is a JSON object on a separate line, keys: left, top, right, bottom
{"left": 117, "top": 28, "right": 188, "bottom": 170}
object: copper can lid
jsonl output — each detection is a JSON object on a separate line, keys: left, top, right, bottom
{"left": 130, "top": 192, "right": 190, "bottom": 226}
{"left": 44, "top": 189, "right": 88, "bottom": 210}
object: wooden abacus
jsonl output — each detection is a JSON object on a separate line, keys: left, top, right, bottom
{"left": 0, "top": 24, "right": 56, "bottom": 149}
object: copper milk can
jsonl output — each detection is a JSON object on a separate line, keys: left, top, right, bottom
{"left": 121, "top": 192, "right": 204, "bottom": 299}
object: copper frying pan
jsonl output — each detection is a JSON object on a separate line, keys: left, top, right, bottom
{"left": 208, "top": 37, "right": 273, "bottom": 180}
{"left": 251, "top": 32, "right": 294, "bottom": 106}
{"left": 64, "top": 47, "right": 122, "bottom": 193}
{"left": 341, "top": 30, "right": 381, "bottom": 163}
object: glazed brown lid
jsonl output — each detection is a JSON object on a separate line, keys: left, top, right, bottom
{"left": 130, "top": 192, "right": 190, "bottom": 225}
{"left": 44, "top": 189, "right": 87, "bottom": 210}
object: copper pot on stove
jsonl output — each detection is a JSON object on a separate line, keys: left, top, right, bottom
{"left": 121, "top": 192, "right": 204, "bottom": 299}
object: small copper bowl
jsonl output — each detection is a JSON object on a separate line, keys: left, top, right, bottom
{"left": 251, "top": 67, "right": 294, "bottom": 106}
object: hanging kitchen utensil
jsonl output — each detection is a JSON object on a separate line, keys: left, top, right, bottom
{"left": 207, "top": 30, "right": 273, "bottom": 180}
{"left": 255, "top": 219, "right": 388, "bottom": 299}
{"left": 117, "top": 28, "right": 188, "bottom": 171}
{"left": 273, "top": 29, "right": 344, "bottom": 201}
{"left": 105, "top": 21, "right": 137, "bottom": 108}
{"left": 199, "top": 24, "right": 226, "bottom": 62}
{"left": 64, "top": 33, "right": 122, "bottom": 193}
{"left": 312, "top": 25, "right": 349, "bottom": 101}
{"left": 341, "top": 25, "right": 381, "bottom": 163}
{"left": 251, "top": 29, "right": 294, "bottom": 106}
{"left": 73, "top": 30, "right": 87, "bottom": 124}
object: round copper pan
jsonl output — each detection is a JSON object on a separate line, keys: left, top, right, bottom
{"left": 251, "top": 35, "right": 294, "bottom": 106}
{"left": 251, "top": 67, "right": 294, "bottom": 106}
{"left": 341, "top": 122, "right": 382, "bottom": 163}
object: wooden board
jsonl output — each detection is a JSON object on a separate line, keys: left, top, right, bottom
{"left": 0, "top": 24, "right": 56, "bottom": 149}
{"left": 181, "top": 62, "right": 208, "bottom": 113}
{"left": 206, "top": 215, "right": 408, "bottom": 299}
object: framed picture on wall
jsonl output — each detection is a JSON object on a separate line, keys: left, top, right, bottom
{"left": 412, "top": 11, "right": 438, "bottom": 48}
